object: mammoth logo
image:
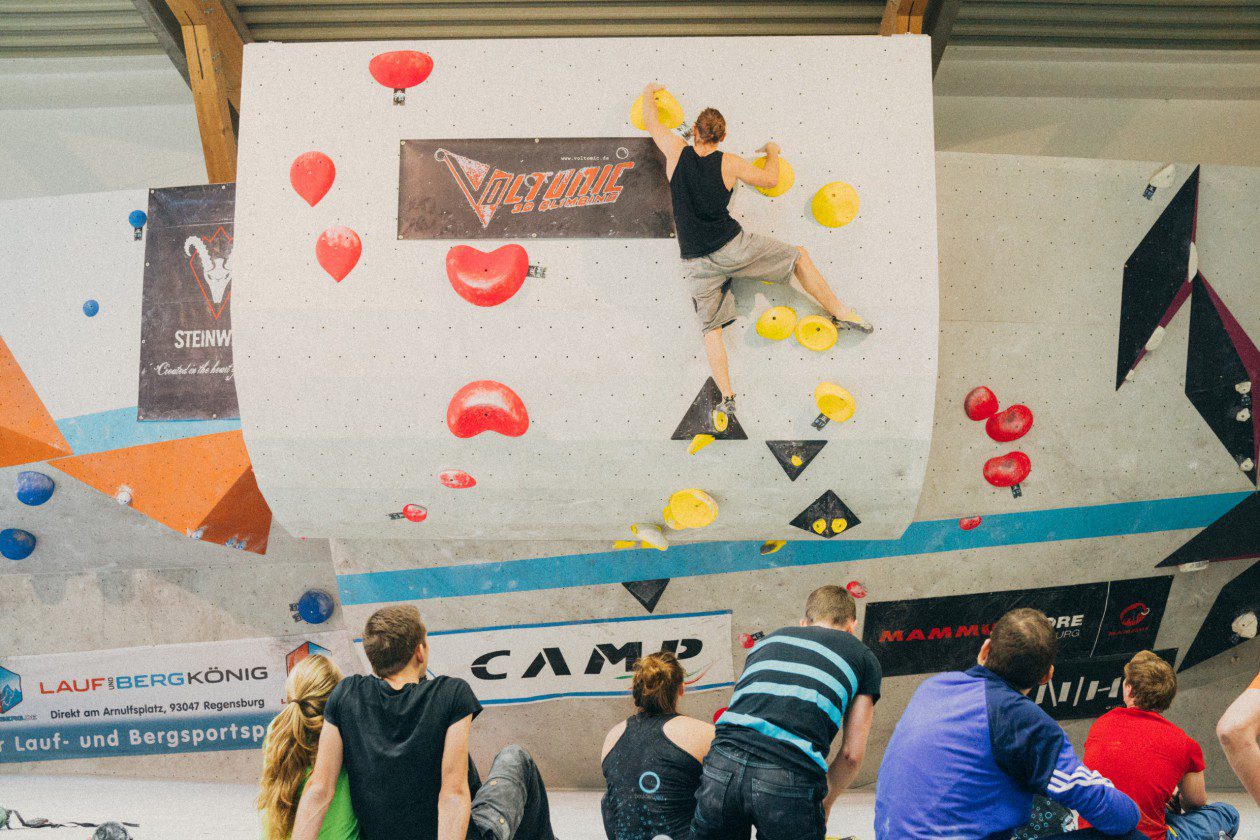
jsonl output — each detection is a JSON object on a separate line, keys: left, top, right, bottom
{"left": 184, "top": 226, "right": 233, "bottom": 319}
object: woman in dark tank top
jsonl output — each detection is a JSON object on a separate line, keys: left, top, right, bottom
{"left": 601, "top": 651, "right": 716, "bottom": 840}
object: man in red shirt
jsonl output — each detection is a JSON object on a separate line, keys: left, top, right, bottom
{"left": 1083, "top": 651, "right": 1240, "bottom": 840}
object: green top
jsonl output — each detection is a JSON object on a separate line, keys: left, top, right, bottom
{"left": 261, "top": 735, "right": 359, "bottom": 840}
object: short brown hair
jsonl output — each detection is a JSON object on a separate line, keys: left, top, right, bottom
{"left": 805, "top": 585, "right": 857, "bottom": 627}
{"left": 632, "top": 651, "right": 685, "bottom": 716}
{"left": 1124, "top": 650, "right": 1177, "bottom": 712}
{"left": 693, "top": 108, "right": 726, "bottom": 144}
{"left": 363, "top": 605, "right": 426, "bottom": 677}
{"left": 986, "top": 608, "right": 1057, "bottom": 690}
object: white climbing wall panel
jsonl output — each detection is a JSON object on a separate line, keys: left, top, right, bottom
{"left": 232, "top": 36, "right": 940, "bottom": 541}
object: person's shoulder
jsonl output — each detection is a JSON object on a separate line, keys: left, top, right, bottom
{"left": 329, "top": 673, "right": 368, "bottom": 700}
{"left": 664, "top": 715, "right": 715, "bottom": 761}
{"left": 431, "top": 674, "right": 474, "bottom": 694}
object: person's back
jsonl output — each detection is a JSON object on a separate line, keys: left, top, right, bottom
{"left": 875, "top": 608, "right": 1141, "bottom": 840}
{"left": 669, "top": 143, "right": 741, "bottom": 260}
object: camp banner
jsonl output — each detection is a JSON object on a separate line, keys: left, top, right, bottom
{"left": 398, "top": 138, "right": 675, "bottom": 239}
{"left": 862, "top": 576, "right": 1173, "bottom": 677}
{"left": 137, "top": 183, "right": 239, "bottom": 420}
{"left": 0, "top": 632, "right": 357, "bottom": 763}
{"left": 1032, "top": 649, "right": 1178, "bottom": 721}
{"left": 373, "top": 610, "right": 734, "bottom": 706}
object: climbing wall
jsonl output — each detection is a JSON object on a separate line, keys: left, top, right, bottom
{"left": 231, "top": 35, "right": 940, "bottom": 543}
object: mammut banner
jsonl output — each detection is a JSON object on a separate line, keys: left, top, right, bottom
{"left": 398, "top": 138, "right": 674, "bottom": 239}
{"left": 0, "top": 632, "right": 356, "bottom": 763}
{"left": 137, "top": 183, "right": 239, "bottom": 420}
{"left": 863, "top": 576, "right": 1173, "bottom": 677}
{"left": 1033, "top": 648, "right": 1178, "bottom": 721}
{"left": 381, "top": 610, "right": 733, "bottom": 706}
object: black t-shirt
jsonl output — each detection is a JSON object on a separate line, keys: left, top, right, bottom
{"left": 325, "top": 674, "right": 482, "bottom": 840}
{"left": 715, "top": 625, "right": 882, "bottom": 778}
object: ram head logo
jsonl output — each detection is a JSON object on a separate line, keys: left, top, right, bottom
{"left": 184, "top": 226, "right": 233, "bottom": 319}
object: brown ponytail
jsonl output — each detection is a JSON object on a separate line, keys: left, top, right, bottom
{"left": 632, "top": 651, "right": 685, "bottom": 716}
{"left": 257, "top": 655, "right": 342, "bottom": 840}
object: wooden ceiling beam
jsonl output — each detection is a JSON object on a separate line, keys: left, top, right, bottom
{"left": 880, "top": 0, "right": 962, "bottom": 75}
{"left": 164, "top": 0, "right": 251, "bottom": 112}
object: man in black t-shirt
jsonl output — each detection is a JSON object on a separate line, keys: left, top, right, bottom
{"left": 693, "top": 585, "right": 881, "bottom": 840}
{"left": 291, "top": 605, "right": 556, "bottom": 840}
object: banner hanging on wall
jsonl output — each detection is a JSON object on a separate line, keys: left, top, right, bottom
{"left": 1032, "top": 648, "right": 1178, "bottom": 721}
{"left": 863, "top": 576, "right": 1173, "bottom": 677}
{"left": 398, "top": 138, "right": 674, "bottom": 239}
{"left": 391, "top": 610, "right": 734, "bottom": 706}
{"left": 138, "top": 183, "right": 239, "bottom": 421}
{"left": 0, "top": 631, "right": 356, "bottom": 763}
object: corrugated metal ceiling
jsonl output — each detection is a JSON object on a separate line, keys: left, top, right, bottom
{"left": 2, "top": 0, "right": 1259, "bottom": 57}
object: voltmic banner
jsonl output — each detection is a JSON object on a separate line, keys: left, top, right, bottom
{"left": 396, "top": 610, "right": 733, "bottom": 705}
{"left": 398, "top": 138, "right": 674, "bottom": 239}
{"left": 0, "top": 632, "right": 356, "bottom": 763}
{"left": 138, "top": 183, "right": 239, "bottom": 420}
{"left": 863, "top": 576, "right": 1173, "bottom": 677}
{"left": 1032, "top": 649, "right": 1178, "bottom": 721}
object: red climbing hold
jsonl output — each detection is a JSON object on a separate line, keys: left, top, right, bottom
{"left": 290, "top": 152, "right": 335, "bottom": 207}
{"left": 369, "top": 50, "right": 434, "bottom": 103}
{"left": 712, "top": 706, "right": 728, "bottom": 724}
{"left": 959, "top": 516, "right": 983, "bottom": 530}
{"left": 447, "top": 381, "right": 529, "bottom": 438}
{"left": 439, "top": 469, "right": 477, "bottom": 489}
{"left": 983, "top": 451, "right": 1031, "bottom": 488}
{"left": 446, "top": 244, "right": 529, "bottom": 307}
{"left": 846, "top": 580, "right": 867, "bottom": 599}
{"left": 316, "top": 227, "right": 361, "bottom": 282}
{"left": 964, "top": 386, "right": 999, "bottom": 421}
{"left": 986, "top": 404, "right": 1033, "bottom": 442}
{"left": 402, "top": 504, "right": 428, "bottom": 522}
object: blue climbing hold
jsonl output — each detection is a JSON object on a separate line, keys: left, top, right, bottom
{"left": 15, "top": 471, "right": 55, "bottom": 506}
{"left": 0, "top": 528, "right": 36, "bottom": 560}
{"left": 297, "top": 589, "right": 336, "bottom": 624}
{"left": 83, "top": 299, "right": 100, "bottom": 317}
{"left": 128, "top": 210, "right": 148, "bottom": 229}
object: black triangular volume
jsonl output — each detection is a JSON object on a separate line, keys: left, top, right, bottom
{"left": 1178, "top": 560, "right": 1259, "bottom": 672}
{"left": 1157, "top": 492, "right": 1260, "bottom": 568}
{"left": 766, "top": 440, "right": 828, "bottom": 481}
{"left": 622, "top": 579, "right": 670, "bottom": 613}
{"left": 1115, "top": 166, "right": 1200, "bottom": 390}
{"left": 670, "top": 377, "right": 748, "bottom": 440}
{"left": 789, "top": 490, "right": 860, "bottom": 539}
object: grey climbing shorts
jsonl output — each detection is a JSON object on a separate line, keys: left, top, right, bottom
{"left": 681, "top": 230, "right": 800, "bottom": 333}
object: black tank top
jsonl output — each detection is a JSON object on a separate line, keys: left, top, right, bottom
{"left": 601, "top": 713, "right": 703, "bottom": 840}
{"left": 670, "top": 146, "right": 742, "bottom": 259}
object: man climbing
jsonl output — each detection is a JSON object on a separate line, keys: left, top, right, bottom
{"left": 641, "top": 82, "right": 873, "bottom": 428}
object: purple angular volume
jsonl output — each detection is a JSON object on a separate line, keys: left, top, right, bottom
{"left": 1185, "top": 275, "right": 1260, "bottom": 485}
{"left": 1178, "top": 560, "right": 1259, "bottom": 672}
{"left": 1157, "top": 492, "right": 1260, "bottom": 568}
{"left": 1115, "top": 166, "right": 1200, "bottom": 389}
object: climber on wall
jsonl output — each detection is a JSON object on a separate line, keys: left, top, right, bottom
{"left": 640, "top": 82, "right": 873, "bottom": 428}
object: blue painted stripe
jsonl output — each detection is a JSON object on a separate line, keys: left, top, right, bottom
{"left": 478, "top": 681, "right": 735, "bottom": 706}
{"left": 427, "top": 609, "right": 732, "bottom": 637}
{"left": 336, "top": 491, "right": 1249, "bottom": 606}
{"left": 56, "top": 406, "right": 240, "bottom": 456}
{"left": 752, "top": 636, "right": 860, "bottom": 694}
{"left": 731, "top": 681, "right": 845, "bottom": 729}
{"left": 717, "top": 711, "right": 827, "bottom": 771}
{"left": 740, "top": 660, "right": 851, "bottom": 708}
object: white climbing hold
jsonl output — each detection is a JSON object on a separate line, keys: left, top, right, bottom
{"left": 1177, "top": 560, "right": 1209, "bottom": 573}
{"left": 115, "top": 486, "right": 133, "bottom": 506}
{"left": 188, "top": 528, "right": 205, "bottom": 540}
{"left": 1144, "top": 163, "right": 1176, "bottom": 199}
{"left": 1187, "top": 241, "right": 1198, "bottom": 282}
{"left": 1241, "top": 457, "right": 1255, "bottom": 473}
{"left": 1238, "top": 408, "right": 1252, "bottom": 423}
{"left": 1237, "top": 381, "right": 1252, "bottom": 395}
{"left": 1144, "top": 326, "right": 1166, "bottom": 352}
{"left": 631, "top": 523, "right": 668, "bottom": 551}
{"left": 1232, "top": 610, "right": 1257, "bottom": 640}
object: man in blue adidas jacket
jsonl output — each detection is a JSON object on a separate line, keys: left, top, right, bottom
{"left": 875, "top": 607, "right": 1143, "bottom": 840}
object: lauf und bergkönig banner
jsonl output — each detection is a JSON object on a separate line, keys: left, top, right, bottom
{"left": 137, "top": 183, "right": 239, "bottom": 420}
{"left": 0, "top": 632, "right": 355, "bottom": 763}
{"left": 398, "top": 138, "right": 675, "bottom": 239}
{"left": 862, "top": 576, "right": 1173, "bottom": 678}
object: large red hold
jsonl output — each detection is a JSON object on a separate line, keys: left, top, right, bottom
{"left": 986, "top": 404, "right": 1034, "bottom": 442}
{"left": 964, "top": 386, "right": 999, "bottom": 421}
{"left": 439, "top": 469, "right": 477, "bottom": 489}
{"left": 446, "top": 245, "right": 529, "bottom": 307}
{"left": 369, "top": 51, "right": 434, "bottom": 104}
{"left": 959, "top": 516, "right": 983, "bottom": 530}
{"left": 290, "top": 152, "right": 335, "bottom": 207}
{"left": 316, "top": 227, "right": 361, "bottom": 282}
{"left": 983, "top": 451, "right": 1031, "bottom": 488}
{"left": 447, "top": 381, "right": 529, "bottom": 438}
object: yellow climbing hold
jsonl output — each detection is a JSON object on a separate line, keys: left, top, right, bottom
{"left": 756, "top": 306, "right": 797, "bottom": 341}
{"left": 760, "top": 540, "right": 786, "bottom": 556}
{"left": 812, "top": 518, "right": 827, "bottom": 535}
{"left": 815, "top": 382, "right": 855, "bottom": 424}
{"left": 751, "top": 155, "right": 795, "bottom": 197}
{"left": 632, "top": 523, "right": 668, "bottom": 551}
{"left": 663, "top": 505, "right": 682, "bottom": 530}
{"left": 811, "top": 181, "right": 860, "bottom": 228}
{"left": 831, "top": 518, "right": 848, "bottom": 534}
{"left": 795, "top": 315, "right": 838, "bottom": 352}
{"left": 790, "top": 455, "right": 803, "bottom": 467}
{"left": 630, "top": 90, "right": 684, "bottom": 131}
{"left": 613, "top": 540, "right": 638, "bottom": 550}
{"left": 688, "top": 433, "right": 715, "bottom": 455}
{"left": 711, "top": 409, "right": 729, "bottom": 434}
{"left": 667, "top": 488, "right": 718, "bottom": 529}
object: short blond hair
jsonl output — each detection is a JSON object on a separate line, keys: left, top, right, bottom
{"left": 1124, "top": 650, "right": 1176, "bottom": 712}
{"left": 805, "top": 585, "right": 856, "bottom": 626}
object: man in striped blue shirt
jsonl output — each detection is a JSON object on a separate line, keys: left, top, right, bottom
{"left": 691, "top": 585, "right": 881, "bottom": 840}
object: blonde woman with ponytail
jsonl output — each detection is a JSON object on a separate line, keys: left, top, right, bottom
{"left": 258, "top": 655, "right": 358, "bottom": 840}
{"left": 600, "top": 651, "right": 715, "bottom": 840}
